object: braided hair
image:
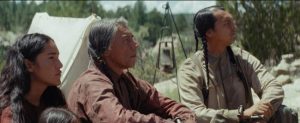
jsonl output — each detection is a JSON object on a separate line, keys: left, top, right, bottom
{"left": 88, "top": 17, "right": 128, "bottom": 66}
{"left": 193, "top": 6, "right": 225, "bottom": 88}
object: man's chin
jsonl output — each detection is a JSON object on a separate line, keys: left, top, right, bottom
{"left": 229, "top": 39, "right": 235, "bottom": 45}
{"left": 128, "top": 63, "right": 136, "bottom": 68}
{"left": 122, "top": 63, "right": 135, "bottom": 69}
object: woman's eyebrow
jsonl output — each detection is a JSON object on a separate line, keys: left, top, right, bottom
{"left": 47, "top": 52, "right": 59, "bottom": 55}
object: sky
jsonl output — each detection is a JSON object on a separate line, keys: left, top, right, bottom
{"left": 99, "top": 1, "right": 216, "bottom": 14}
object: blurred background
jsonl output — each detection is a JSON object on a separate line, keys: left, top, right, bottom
{"left": 0, "top": 1, "right": 299, "bottom": 121}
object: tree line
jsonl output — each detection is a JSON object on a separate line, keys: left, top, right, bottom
{"left": 0, "top": 1, "right": 188, "bottom": 45}
{"left": 0, "top": 1, "right": 189, "bottom": 71}
{"left": 1, "top": 1, "right": 299, "bottom": 72}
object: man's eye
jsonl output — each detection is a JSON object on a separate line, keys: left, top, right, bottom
{"left": 127, "top": 38, "right": 132, "bottom": 43}
{"left": 225, "top": 21, "right": 231, "bottom": 26}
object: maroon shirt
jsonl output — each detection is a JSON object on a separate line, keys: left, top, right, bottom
{"left": 0, "top": 100, "right": 47, "bottom": 123}
{"left": 67, "top": 64, "right": 195, "bottom": 123}
{"left": 0, "top": 106, "right": 12, "bottom": 123}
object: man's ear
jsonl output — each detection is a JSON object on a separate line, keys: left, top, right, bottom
{"left": 102, "top": 50, "right": 110, "bottom": 57}
{"left": 205, "top": 29, "right": 214, "bottom": 38}
{"left": 24, "top": 59, "right": 34, "bottom": 72}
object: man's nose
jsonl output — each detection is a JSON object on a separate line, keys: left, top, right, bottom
{"left": 232, "top": 21, "right": 237, "bottom": 32}
{"left": 233, "top": 24, "right": 237, "bottom": 31}
{"left": 132, "top": 39, "right": 139, "bottom": 49}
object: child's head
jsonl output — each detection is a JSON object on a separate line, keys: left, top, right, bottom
{"left": 39, "top": 107, "right": 80, "bottom": 123}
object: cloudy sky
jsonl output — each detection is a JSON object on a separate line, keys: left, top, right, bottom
{"left": 99, "top": 1, "right": 216, "bottom": 14}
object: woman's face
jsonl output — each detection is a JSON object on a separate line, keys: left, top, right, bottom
{"left": 26, "top": 40, "right": 62, "bottom": 86}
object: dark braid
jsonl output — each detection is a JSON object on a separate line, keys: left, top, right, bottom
{"left": 88, "top": 18, "right": 128, "bottom": 65}
{"left": 200, "top": 37, "right": 210, "bottom": 86}
{"left": 193, "top": 6, "right": 225, "bottom": 90}
{"left": 194, "top": 32, "right": 210, "bottom": 86}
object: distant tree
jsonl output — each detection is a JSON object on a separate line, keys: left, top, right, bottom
{"left": 218, "top": 1, "right": 300, "bottom": 63}
{"left": 147, "top": 8, "right": 164, "bottom": 26}
{"left": 87, "top": 1, "right": 104, "bottom": 16}
{"left": 175, "top": 14, "right": 188, "bottom": 32}
{"left": 105, "top": 10, "right": 115, "bottom": 18}
{"left": 142, "top": 9, "right": 163, "bottom": 45}
{"left": 0, "top": 1, "right": 13, "bottom": 31}
{"left": 132, "top": 1, "right": 146, "bottom": 30}
{"left": 116, "top": 5, "right": 132, "bottom": 20}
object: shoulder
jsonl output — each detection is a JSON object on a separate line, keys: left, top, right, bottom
{"left": 231, "top": 46, "right": 261, "bottom": 64}
{"left": 231, "top": 46, "right": 251, "bottom": 57}
{"left": 1, "top": 106, "right": 12, "bottom": 123}
{"left": 179, "top": 51, "right": 204, "bottom": 72}
{"left": 67, "top": 66, "right": 116, "bottom": 110}
{"left": 73, "top": 66, "right": 113, "bottom": 88}
{"left": 68, "top": 66, "right": 114, "bottom": 101}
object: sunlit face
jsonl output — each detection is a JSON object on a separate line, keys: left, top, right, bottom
{"left": 211, "top": 10, "right": 237, "bottom": 46}
{"left": 104, "top": 25, "right": 139, "bottom": 69}
{"left": 26, "top": 40, "right": 62, "bottom": 86}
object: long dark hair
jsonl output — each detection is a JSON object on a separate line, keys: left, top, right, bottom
{"left": 0, "top": 33, "right": 66, "bottom": 123}
{"left": 193, "top": 6, "right": 225, "bottom": 87}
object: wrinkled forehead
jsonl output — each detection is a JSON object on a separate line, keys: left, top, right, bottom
{"left": 115, "top": 25, "right": 132, "bottom": 37}
{"left": 213, "top": 10, "right": 234, "bottom": 22}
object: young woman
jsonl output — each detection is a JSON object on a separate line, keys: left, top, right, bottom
{"left": 0, "top": 33, "right": 66, "bottom": 123}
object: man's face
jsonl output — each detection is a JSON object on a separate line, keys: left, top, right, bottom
{"left": 210, "top": 10, "right": 236, "bottom": 46}
{"left": 104, "top": 25, "right": 139, "bottom": 70}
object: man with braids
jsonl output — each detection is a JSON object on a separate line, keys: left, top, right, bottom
{"left": 178, "top": 6, "right": 284, "bottom": 123}
{"left": 67, "top": 17, "right": 196, "bottom": 123}
{"left": 0, "top": 33, "right": 66, "bottom": 123}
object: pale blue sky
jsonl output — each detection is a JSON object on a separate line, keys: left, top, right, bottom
{"left": 99, "top": 1, "right": 216, "bottom": 14}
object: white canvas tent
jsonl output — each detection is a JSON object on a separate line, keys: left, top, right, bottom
{"left": 28, "top": 12, "right": 99, "bottom": 96}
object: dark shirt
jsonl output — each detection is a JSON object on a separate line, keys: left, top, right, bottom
{"left": 0, "top": 100, "right": 46, "bottom": 123}
{"left": 67, "top": 64, "right": 195, "bottom": 123}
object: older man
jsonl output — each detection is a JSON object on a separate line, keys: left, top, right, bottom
{"left": 67, "top": 18, "right": 196, "bottom": 123}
